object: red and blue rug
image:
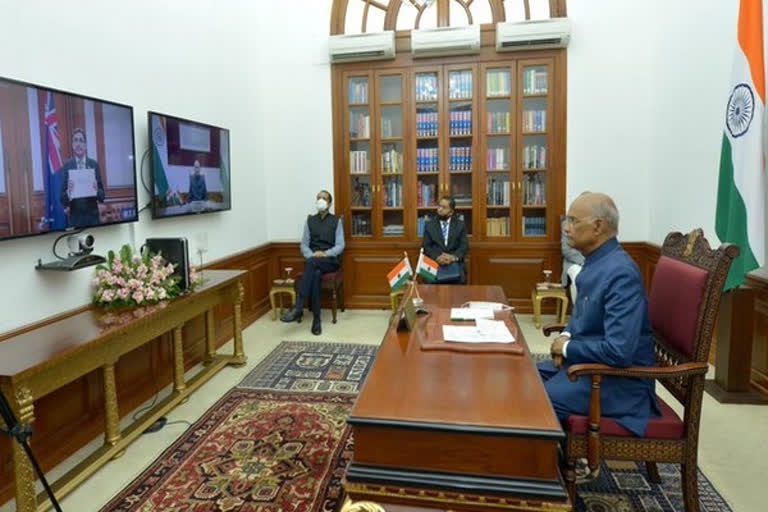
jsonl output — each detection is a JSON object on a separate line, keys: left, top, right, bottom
{"left": 101, "top": 342, "right": 731, "bottom": 512}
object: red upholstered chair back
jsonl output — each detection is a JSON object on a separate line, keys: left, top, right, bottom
{"left": 648, "top": 229, "right": 739, "bottom": 405}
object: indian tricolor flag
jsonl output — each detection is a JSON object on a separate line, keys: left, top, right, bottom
{"left": 716, "top": 0, "right": 767, "bottom": 290}
{"left": 416, "top": 250, "right": 438, "bottom": 282}
{"left": 387, "top": 256, "right": 412, "bottom": 290}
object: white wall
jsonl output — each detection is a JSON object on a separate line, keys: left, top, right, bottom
{"left": 260, "top": 1, "right": 336, "bottom": 240}
{"left": 0, "top": 0, "right": 266, "bottom": 332}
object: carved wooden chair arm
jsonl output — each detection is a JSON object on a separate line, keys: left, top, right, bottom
{"left": 566, "top": 362, "right": 708, "bottom": 382}
{"left": 542, "top": 323, "right": 568, "bottom": 336}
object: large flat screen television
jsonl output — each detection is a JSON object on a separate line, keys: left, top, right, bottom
{"left": 149, "top": 112, "right": 231, "bottom": 219}
{"left": 0, "top": 76, "right": 138, "bottom": 241}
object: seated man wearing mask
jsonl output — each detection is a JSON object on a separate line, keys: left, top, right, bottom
{"left": 539, "top": 192, "right": 659, "bottom": 450}
{"left": 422, "top": 196, "right": 468, "bottom": 284}
{"left": 281, "top": 190, "right": 345, "bottom": 335}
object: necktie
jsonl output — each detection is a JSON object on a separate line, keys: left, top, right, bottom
{"left": 441, "top": 221, "right": 448, "bottom": 245}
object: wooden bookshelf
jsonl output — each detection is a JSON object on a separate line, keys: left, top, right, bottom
{"left": 333, "top": 47, "right": 566, "bottom": 310}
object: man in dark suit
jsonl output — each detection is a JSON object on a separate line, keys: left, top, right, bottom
{"left": 422, "top": 196, "right": 468, "bottom": 284}
{"left": 59, "top": 128, "right": 105, "bottom": 227}
{"left": 187, "top": 160, "right": 208, "bottom": 203}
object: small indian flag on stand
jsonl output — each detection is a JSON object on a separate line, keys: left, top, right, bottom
{"left": 387, "top": 256, "right": 412, "bottom": 290}
{"left": 416, "top": 250, "right": 438, "bottom": 282}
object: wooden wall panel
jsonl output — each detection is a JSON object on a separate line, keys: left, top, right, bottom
{"left": 748, "top": 272, "right": 768, "bottom": 396}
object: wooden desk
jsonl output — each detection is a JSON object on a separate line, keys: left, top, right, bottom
{"left": 0, "top": 270, "right": 246, "bottom": 512}
{"left": 344, "top": 285, "right": 570, "bottom": 512}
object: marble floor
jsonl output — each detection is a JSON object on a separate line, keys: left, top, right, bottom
{"left": 3, "top": 309, "right": 766, "bottom": 511}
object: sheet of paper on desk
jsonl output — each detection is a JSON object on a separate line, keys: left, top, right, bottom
{"left": 450, "top": 308, "right": 495, "bottom": 321}
{"left": 442, "top": 319, "right": 516, "bottom": 344}
{"left": 69, "top": 168, "right": 97, "bottom": 199}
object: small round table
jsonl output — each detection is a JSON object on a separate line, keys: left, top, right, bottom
{"left": 269, "top": 279, "right": 296, "bottom": 320}
{"left": 531, "top": 285, "right": 569, "bottom": 329}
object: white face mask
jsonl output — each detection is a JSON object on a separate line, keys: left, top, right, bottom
{"left": 316, "top": 198, "right": 329, "bottom": 212}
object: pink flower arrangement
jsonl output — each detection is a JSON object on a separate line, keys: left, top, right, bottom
{"left": 93, "top": 244, "right": 202, "bottom": 309}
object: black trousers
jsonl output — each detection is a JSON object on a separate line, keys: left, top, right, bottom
{"left": 296, "top": 257, "right": 339, "bottom": 319}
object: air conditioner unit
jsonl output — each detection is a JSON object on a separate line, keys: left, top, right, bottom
{"left": 329, "top": 31, "right": 396, "bottom": 63}
{"left": 496, "top": 18, "right": 571, "bottom": 52}
{"left": 411, "top": 25, "right": 481, "bottom": 58}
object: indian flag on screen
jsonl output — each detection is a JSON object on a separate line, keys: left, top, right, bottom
{"left": 416, "top": 251, "right": 438, "bottom": 282}
{"left": 387, "top": 256, "right": 412, "bottom": 290}
{"left": 151, "top": 115, "right": 171, "bottom": 200}
{"left": 716, "top": 0, "right": 767, "bottom": 290}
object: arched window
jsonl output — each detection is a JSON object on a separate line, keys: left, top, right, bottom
{"left": 331, "top": 0, "right": 567, "bottom": 35}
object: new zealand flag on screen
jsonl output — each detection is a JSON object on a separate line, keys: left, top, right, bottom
{"left": 43, "top": 91, "right": 67, "bottom": 230}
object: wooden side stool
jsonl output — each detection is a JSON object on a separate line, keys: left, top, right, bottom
{"left": 531, "top": 285, "right": 569, "bottom": 329}
{"left": 270, "top": 279, "right": 296, "bottom": 321}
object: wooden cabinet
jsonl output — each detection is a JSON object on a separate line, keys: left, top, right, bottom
{"left": 333, "top": 47, "right": 566, "bottom": 311}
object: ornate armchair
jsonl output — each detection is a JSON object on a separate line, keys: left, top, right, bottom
{"left": 543, "top": 229, "right": 738, "bottom": 511}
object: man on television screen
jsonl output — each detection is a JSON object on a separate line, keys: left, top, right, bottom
{"left": 59, "top": 128, "right": 105, "bottom": 227}
{"left": 187, "top": 160, "right": 208, "bottom": 203}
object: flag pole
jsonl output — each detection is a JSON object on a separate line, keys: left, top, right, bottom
{"left": 413, "top": 250, "right": 422, "bottom": 300}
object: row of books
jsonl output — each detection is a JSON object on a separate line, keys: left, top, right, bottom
{"left": 417, "top": 148, "right": 439, "bottom": 172}
{"left": 523, "top": 216, "right": 547, "bottom": 236}
{"left": 417, "top": 214, "right": 433, "bottom": 237}
{"left": 349, "top": 78, "right": 368, "bottom": 104}
{"left": 416, "top": 112, "right": 438, "bottom": 137}
{"left": 415, "top": 74, "right": 439, "bottom": 101}
{"left": 522, "top": 110, "right": 546, "bottom": 132}
{"left": 487, "top": 179, "right": 510, "bottom": 206}
{"left": 381, "top": 176, "right": 403, "bottom": 207}
{"left": 487, "top": 70, "right": 511, "bottom": 97}
{"left": 449, "top": 146, "right": 472, "bottom": 171}
{"left": 523, "top": 173, "right": 546, "bottom": 205}
{"left": 381, "top": 118, "right": 400, "bottom": 138}
{"left": 350, "top": 177, "right": 372, "bottom": 207}
{"left": 523, "top": 145, "right": 547, "bottom": 169}
{"left": 417, "top": 180, "right": 437, "bottom": 207}
{"left": 487, "top": 112, "right": 511, "bottom": 133}
{"left": 351, "top": 213, "right": 372, "bottom": 236}
{"left": 382, "top": 149, "right": 403, "bottom": 174}
{"left": 487, "top": 148, "right": 509, "bottom": 171}
{"left": 449, "top": 71, "right": 473, "bottom": 99}
{"left": 453, "top": 194, "right": 473, "bottom": 207}
{"left": 350, "top": 150, "right": 370, "bottom": 174}
{"left": 523, "top": 69, "right": 548, "bottom": 95}
{"left": 350, "top": 112, "right": 370, "bottom": 138}
{"left": 487, "top": 217, "right": 511, "bottom": 236}
{"left": 449, "top": 111, "right": 472, "bottom": 135}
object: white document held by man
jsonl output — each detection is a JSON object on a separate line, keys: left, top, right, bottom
{"left": 69, "top": 168, "right": 97, "bottom": 199}
{"left": 442, "top": 318, "right": 516, "bottom": 344}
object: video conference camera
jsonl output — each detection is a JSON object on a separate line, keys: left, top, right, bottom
{"left": 67, "top": 232, "right": 95, "bottom": 256}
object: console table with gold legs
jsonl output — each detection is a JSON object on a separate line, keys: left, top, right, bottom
{"left": 0, "top": 269, "right": 247, "bottom": 512}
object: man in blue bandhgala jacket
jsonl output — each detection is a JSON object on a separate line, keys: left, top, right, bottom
{"left": 539, "top": 191, "right": 660, "bottom": 443}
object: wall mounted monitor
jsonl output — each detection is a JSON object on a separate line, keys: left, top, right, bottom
{"left": 0, "top": 76, "right": 138, "bottom": 241}
{"left": 148, "top": 111, "right": 231, "bottom": 219}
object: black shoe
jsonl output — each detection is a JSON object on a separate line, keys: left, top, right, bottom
{"left": 280, "top": 309, "right": 303, "bottom": 323}
{"left": 311, "top": 317, "right": 322, "bottom": 335}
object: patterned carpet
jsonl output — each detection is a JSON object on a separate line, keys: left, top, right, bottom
{"left": 101, "top": 342, "right": 731, "bottom": 512}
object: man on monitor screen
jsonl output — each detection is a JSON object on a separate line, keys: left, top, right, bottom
{"left": 59, "top": 128, "right": 105, "bottom": 227}
{"left": 187, "top": 160, "right": 208, "bottom": 203}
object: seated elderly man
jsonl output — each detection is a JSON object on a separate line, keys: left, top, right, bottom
{"left": 538, "top": 192, "right": 660, "bottom": 440}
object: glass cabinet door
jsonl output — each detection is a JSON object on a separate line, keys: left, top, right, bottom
{"left": 445, "top": 65, "right": 476, "bottom": 236}
{"left": 518, "top": 61, "right": 551, "bottom": 239}
{"left": 482, "top": 65, "right": 513, "bottom": 238}
{"left": 377, "top": 71, "right": 406, "bottom": 238}
{"left": 414, "top": 69, "right": 441, "bottom": 238}
{"left": 346, "top": 73, "right": 373, "bottom": 238}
